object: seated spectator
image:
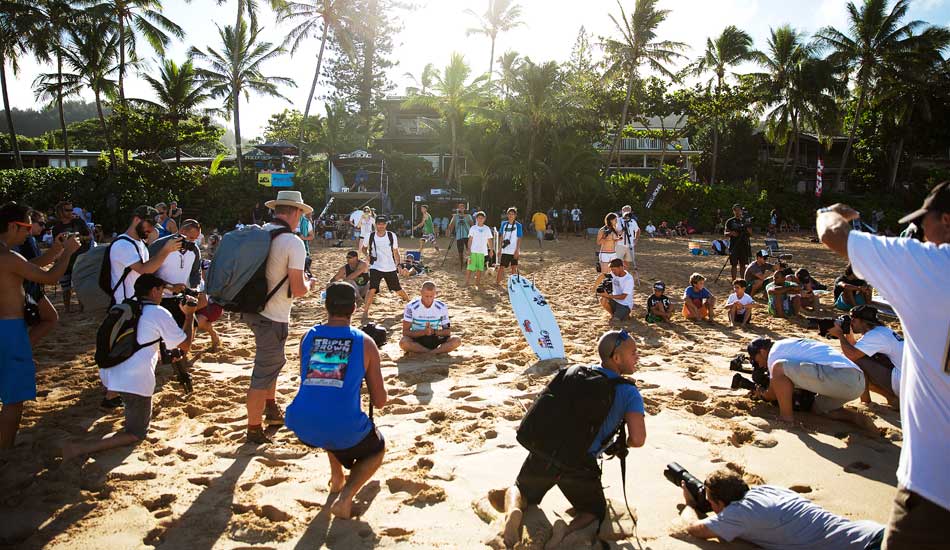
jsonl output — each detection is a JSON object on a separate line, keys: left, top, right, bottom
{"left": 597, "top": 259, "right": 634, "bottom": 324}
{"left": 743, "top": 251, "right": 774, "bottom": 297}
{"left": 285, "top": 282, "right": 387, "bottom": 519}
{"left": 679, "top": 469, "right": 884, "bottom": 549}
{"left": 330, "top": 250, "right": 370, "bottom": 302}
{"left": 725, "top": 280, "right": 755, "bottom": 326}
{"left": 747, "top": 337, "right": 865, "bottom": 423}
{"left": 397, "top": 252, "right": 425, "bottom": 277}
{"left": 683, "top": 273, "right": 716, "bottom": 322}
{"left": 646, "top": 281, "right": 672, "bottom": 323}
{"left": 399, "top": 281, "right": 462, "bottom": 355}
{"left": 644, "top": 221, "right": 656, "bottom": 237}
{"left": 766, "top": 270, "right": 801, "bottom": 319}
{"left": 828, "top": 305, "right": 902, "bottom": 407}
{"left": 658, "top": 221, "right": 671, "bottom": 237}
{"left": 834, "top": 264, "right": 872, "bottom": 311}
{"left": 793, "top": 268, "right": 826, "bottom": 309}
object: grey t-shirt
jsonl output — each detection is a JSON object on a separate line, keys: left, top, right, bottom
{"left": 702, "top": 486, "right": 883, "bottom": 550}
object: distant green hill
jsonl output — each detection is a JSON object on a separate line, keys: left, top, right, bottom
{"left": 3, "top": 101, "right": 108, "bottom": 137}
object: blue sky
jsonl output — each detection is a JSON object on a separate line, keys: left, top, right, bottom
{"left": 6, "top": 0, "right": 950, "bottom": 139}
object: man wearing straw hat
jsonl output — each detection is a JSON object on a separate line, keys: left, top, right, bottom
{"left": 245, "top": 190, "right": 314, "bottom": 444}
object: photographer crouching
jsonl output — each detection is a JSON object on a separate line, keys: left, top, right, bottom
{"left": 596, "top": 259, "right": 634, "bottom": 324}
{"left": 826, "top": 305, "right": 902, "bottom": 408}
{"left": 675, "top": 468, "right": 885, "bottom": 548}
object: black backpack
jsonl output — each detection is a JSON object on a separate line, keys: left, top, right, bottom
{"left": 517, "top": 365, "right": 634, "bottom": 472}
{"left": 95, "top": 299, "right": 161, "bottom": 369}
{"left": 97, "top": 235, "right": 144, "bottom": 305}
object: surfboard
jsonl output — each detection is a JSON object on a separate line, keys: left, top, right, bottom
{"left": 508, "top": 274, "right": 565, "bottom": 361}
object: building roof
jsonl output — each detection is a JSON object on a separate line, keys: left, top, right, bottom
{"left": 0, "top": 149, "right": 102, "bottom": 157}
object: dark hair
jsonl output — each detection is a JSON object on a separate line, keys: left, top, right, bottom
{"left": 0, "top": 202, "right": 30, "bottom": 233}
{"left": 705, "top": 470, "right": 749, "bottom": 505}
{"left": 604, "top": 212, "right": 618, "bottom": 229}
{"left": 507, "top": 207, "right": 518, "bottom": 214}
{"left": 180, "top": 219, "right": 201, "bottom": 231}
{"left": 326, "top": 300, "right": 356, "bottom": 317}
{"left": 346, "top": 250, "right": 359, "bottom": 258}
{"left": 325, "top": 282, "right": 357, "bottom": 317}
{"left": 733, "top": 279, "right": 747, "bottom": 288}
{"left": 609, "top": 258, "right": 623, "bottom": 268}
{"left": 134, "top": 273, "right": 166, "bottom": 298}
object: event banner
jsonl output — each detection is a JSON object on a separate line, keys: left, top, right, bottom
{"left": 258, "top": 172, "right": 295, "bottom": 188}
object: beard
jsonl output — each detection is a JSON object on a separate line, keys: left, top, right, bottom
{"left": 135, "top": 222, "right": 151, "bottom": 240}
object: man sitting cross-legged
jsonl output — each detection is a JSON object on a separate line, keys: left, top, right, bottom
{"left": 285, "top": 282, "right": 387, "bottom": 519}
{"left": 399, "top": 281, "right": 462, "bottom": 355}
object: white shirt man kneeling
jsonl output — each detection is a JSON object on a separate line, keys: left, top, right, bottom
{"left": 399, "top": 281, "right": 462, "bottom": 355}
{"left": 829, "top": 304, "right": 902, "bottom": 408}
{"left": 597, "top": 259, "right": 634, "bottom": 324}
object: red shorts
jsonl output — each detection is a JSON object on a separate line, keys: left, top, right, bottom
{"left": 197, "top": 303, "right": 224, "bottom": 322}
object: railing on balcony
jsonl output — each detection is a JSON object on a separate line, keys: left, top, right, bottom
{"left": 595, "top": 137, "right": 692, "bottom": 152}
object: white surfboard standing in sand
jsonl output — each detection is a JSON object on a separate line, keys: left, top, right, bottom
{"left": 507, "top": 275, "right": 565, "bottom": 360}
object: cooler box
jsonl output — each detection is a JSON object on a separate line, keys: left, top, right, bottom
{"left": 406, "top": 250, "right": 421, "bottom": 262}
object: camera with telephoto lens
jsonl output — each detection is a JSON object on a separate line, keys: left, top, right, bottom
{"left": 664, "top": 462, "right": 711, "bottom": 513}
{"left": 179, "top": 287, "right": 199, "bottom": 307}
{"left": 596, "top": 274, "right": 613, "bottom": 295}
{"left": 729, "top": 353, "right": 816, "bottom": 411}
{"left": 807, "top": 314, "right": 851, "bottom": 339}
{"left": 360, "top": 323, "right": 388, "bottom": 348}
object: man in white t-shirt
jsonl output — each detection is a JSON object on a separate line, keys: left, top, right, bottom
{"left": 724, "top": 279, "right": 756, "bottom": 325}
{"left": 356, "top": 207, "right": 376, "bottom": 255}
{"left": 597, "top": 259, "right": 634, "bottom": 323}
{"left": 816, "top": 184, "right": 950, "bottom": 546}
{"left": 747, "top": 337, "right": 865, "bottom": 423}
{"left": 465, "top": 212, "right": 494, "bottom": 287}
{"left": 349, "top": 209, "right": 363, "bottom": 240}
{"left": 109, "top": 205, "right": 180, "bottom": 305}
{"left": 616, "top": 205, "right": 640, "bottom": 272}
{"left": 62, "top": 274, "right": 194, "bottom": 460}
{"left": 570, "top": 205, "right": 583, "bottom": 237}
{"left": 496, "top": 207, "right": 523, "bottom": 285}
{"left": 828, "top": 304, "right": 902, "bottom": 406}
{"left": 363, "top": 216, "right": 410, "bottom": 322}
{"left": 399, "top": 281, "right": 462, "bottom": 355}
{"left": 245, "top": 191, "right": 313, "bottom": 444}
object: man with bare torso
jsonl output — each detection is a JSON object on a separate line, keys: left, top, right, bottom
{"left": 0, "top": 202, "right": 81, "bottom": 449}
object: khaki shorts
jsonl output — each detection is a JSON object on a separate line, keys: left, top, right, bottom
{"left": 778, "top": 360, "right": 865, "bottom": 410}
{"left": 616, "top": 245, "right": 636, "bottom": 265}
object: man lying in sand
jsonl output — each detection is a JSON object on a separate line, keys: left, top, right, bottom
{"left": 500, "top": 330, "right": 646, "bottom": 548}
{"left": 682, "top": 272, "right": 716, "bottom": 322}
{"left": 285, "top": 282, "right": 387, "bottom": 519}
{"left": 399, "top": 281, "right": 462, "bottom": 355}
{"left": 677, "top": 469, "right": 885, "bottom": 549}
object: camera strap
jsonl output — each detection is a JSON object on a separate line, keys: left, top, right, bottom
{"left": 616, "top": 422, "right": 643, "bottom": 550}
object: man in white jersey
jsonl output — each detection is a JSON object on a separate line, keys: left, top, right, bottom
{"left": 399, "top": 281, "right": 461, "bottom": 355}
{"left": 816, "top": 181, "right": 950, "bottom": 549}
{"left": 109, "top": 205, "right": 180, "bottom": 305}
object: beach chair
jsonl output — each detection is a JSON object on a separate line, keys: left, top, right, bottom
{"left": 687, "top": 239, "right": 711, "bottom": 256}
{"left": 764, "top": 238, "right": 793, "bottom": 261}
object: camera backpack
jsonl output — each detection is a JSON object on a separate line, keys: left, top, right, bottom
{"left": 517, "top": 365, "right": 635, "bottom": 471}
{"left": 72, "top": 235, "right": 143, "bottom": 313}
{"left": 95, "top": 299, "right": 161, "bottom": 369}
{"left": 367, "top": 231, "right": 395, "bottom": 265}
{"left": 206, "top": 224, "right": 293, "bottom": 313}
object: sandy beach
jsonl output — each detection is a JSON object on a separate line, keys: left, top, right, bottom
{"left": 0, "top": 231, "right": 902, "bottom": 549}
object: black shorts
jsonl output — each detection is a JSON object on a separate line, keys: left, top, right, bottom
{"left": 328, "top": 427, "right": 385, "bottom": 470}
{"left": 515, "top": 453, "right": 606, "bottom": 522}
{"left": 369, "top": 269, "right": 402, "bottom": 292}
{"left": 456, "top": 238, "right": 468, "bottom": 252}
{"left": 414, "top": 335, "right": 448, "bottom": 350}
{"left": 729, "top": 250, "right": 750, "bottom": 266}
{"left": 500, "top": 253, "right": 518, "bottom": 267}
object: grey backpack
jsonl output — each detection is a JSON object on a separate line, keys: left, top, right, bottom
{"left": 206, "top": 224, "right": 292, "bottom": 313}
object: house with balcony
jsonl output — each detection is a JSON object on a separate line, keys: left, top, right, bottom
{"left": 598, "top": 116, "right": 702, "bottom": 180}
{"left": 376, "top": 95, "right": 466, "bottom": 181}
{"left": 0, "top": 149, "right": 102, "bottom": 169}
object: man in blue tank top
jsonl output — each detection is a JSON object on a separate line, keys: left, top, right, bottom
{"left": 285, "top": 282, "right": 388, "bottom": 519}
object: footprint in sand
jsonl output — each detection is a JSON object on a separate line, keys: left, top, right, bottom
{"left": 176, "top": 448, "right": 198, "bottom": 460}
{"left": 789, "top": 485, "right": 813, "bottom": 493}
{"left": 845, "top": 461, "right": 871, "bottom": 473}
{"left": 143, "top": 493, "right": 176, "bottom": 512}
{"left": 448, "top": 390, "right": 471, "bottom": 399}
{"left": 188, "top": 476, "right": 213, "bottom": 486}
{"left": 258, "top": 476, "right": 289, "bottom": 487}
{"left": 381, "top": 527, "right": 414, "bottom": 537}
{"left": 678, "top": 389, "right": 709, "bottom": 402}
{"left": 386, "top": 477, "right": 446, "bottom": 506}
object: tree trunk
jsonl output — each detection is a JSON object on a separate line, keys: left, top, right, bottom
{"left": 95, "top": 89, "right": 117, "bottom": 169}
{"left": 234, "top": 87, "right": 244, "bottom": 172}
{"left": 360, "top": 0, "right": 378, "bottom": 147}
{"left": 780, "top": 137, "right": 792, "bottom": 174}
{"left": 118, "top": 13, "right": 128, "bottom": 164}
{"left": 605, "top": 69, "right": 636, "bottom": 175}
{"left": 710, "top": 124, "right": 719, "bottom": 184}
{"left": 487, "top": 36, "right": 496, "bottom": 88}
{"left": 525, "top": 130, "right": 536, "bottom": 216}
{"left": 57, "top": 51, "right": 70, "bottom": 167}
{"left": 299, "top": 22, "right": 329, "bottom": 163}
{"left": 834, "top": 86, "right": 867, "bottom": 190}
{"left": 175, "top": 118, "right": 181, "bottom": 164}
{"left": 0, "top": 55, "right": 23, "bottom": 170}
{"left": 448, "top": 117, "right": 457, "bottom": 189}
{"left": 888, "top": 135, "right": 905, "bottom": 191}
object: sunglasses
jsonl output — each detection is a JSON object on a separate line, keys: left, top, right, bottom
{"left": 609, "top": 329, "right": 630, "bottom": 358}
{"left": 12, "top": 221, "right": 32, "bottom": 230}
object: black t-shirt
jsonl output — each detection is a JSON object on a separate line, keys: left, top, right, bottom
{"left": 344, "top": 263, "right": 369, "bottom": 286}
{"left": 725, "top": 216, "right": 751, "bottom": 255}
{"left": 51, "top": 218, "right": 91, "bottom": 273}
{"left": 646, "top": 294, "right": 671, "bottom": 313}
{"left": 834, "top": 275, "right": 867, "bottom": 300}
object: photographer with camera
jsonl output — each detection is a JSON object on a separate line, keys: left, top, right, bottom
{"left": 597, "top": 259, "right": 634, "bottom": 324}
{"left": 50, "top": 200, "right": 93, "bottom": 312}
{"left": 725, "top": 204, "right": 753, "bottom": 282}
{"left": 828, "top": 305, "right": 902, "bottom": 407}
{"left": 285, "top": 282, "right": 387, "bottom": 520}
{"left": 747, "top": 337, "right": 865, "bottom": 424}
{"left": 499, "top": 330, "right": 646, "bottom": 547}
{"left": 496, "top": 207, "right": 523, "bottom": 285}
{"left": 108, "top": 206, "right": 183, "bottom": 307}
{"left": 399, "top": 281, "right": 461, "bottom": 355}
{"left": 446, "top": 203, "right": 474, "bottom": 270}
{"left": 617, "top": 205, "right": 640, "bottom": 272}
{"left": 62, "top": 274, "right": 195, "bottom": 460}
{"left": 362, "top": 217, "right": 410, "bottom": 323}
{"left": 677, "top": 468, "right": 884, "bottom": 549}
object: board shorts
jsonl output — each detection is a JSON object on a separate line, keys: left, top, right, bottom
{"left": 119, "top": 391, "right": 152, "bottom": 439}
{"left": 516, "top": 452, "right": 606, "bottom": 522}
{"left": 616, "top": 245, "right": 636, "bottom": 264}
{"left": 854, "top": 355, "right": 897, "bottom": 396}
{"left": 197, "top": 302, "right": 224, "bottom": 323}
{"left": 682, "top": 303, "right": 709, "bottom": 319}
{"left": 421, "top": 233, "right": 436, "bottom": 244}
{"left": 598, "top": 252, "right": 617, "bottom": 264}
{"left": 535, "top": 230, "right": 544, "bottom": 241}
{"left": 608, "top": 300, "right": 631, "bottom": 321}
{"left": 244, "top": 313, "right": 289, "bottom": 390}
{"left": 414, "top": 335, "right": 448, "bottom": 350}
{"left": 327, "top": 426, "right": 385, "bottom": 470}
{"left": 884, "top": 486, "right": 947, "bottom": 549}
{"left": 500, "top": 253, "right": 518, "bottom": 267}
{"left": 369, "top": 269, "right": 402, "bottom": 292}
{"left": 467, "top": 252, "right": 486, "bottom": 272}
{"left": 0, "top": 319, "right": 36, "bottom": 404}
{"left": 646, "top": 312, "right": 665, "bottom": 323}
{"left": 834, "top": 293, "right": 867, "bottom": 311}
{"left": 777, "top": 360, "right": 865, "bottom": 410}
{"left": 729, "top": 246, "right": 750, "bottom": 266}
{"left": 768, "top": 297, "right": 794, "bottom": 316}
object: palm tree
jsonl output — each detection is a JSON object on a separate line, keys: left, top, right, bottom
{"left": 32, "top": 67, "right": 83, "bottom": 154}
{"left": 494, "top": 50, "right": 521, "bottom": 99}
{"left": 404, "top": 62, "right": 437, "bottom": 94}
{"left": 31, "top": 0, "right": 77, "bottom": 166}
{"left": 465, "top": 0, "right": 523, "bottom": 87}
{"left": 540, "top": 130, "right": 600, "bottom": 205}
{"left": 815, "top": 0, "right": 937, "bottom": 189}
{"left": 462, "top": 123, "right": 512, "bottom": 207}
{"left": 138, "top": 58, "right": 212, "bottom": 163}
{"left": 509, "top": 59, "right": 561, "bottom": 214}
{"left": 191, "top": 20, "right": 295, "bottom": 171}
{"left": 308, "top": 99, "right": 362, "bottom": 157}
{"left": 0, "top": 0, "right": 46, "bottom": 169}
{"left": 403, "top": 53, "right": 488, "bottom": 189}
{"left": 690, "top": 25, "right": 755, "bottom": 184}
{"left": 602, "top": 0, "right": 687, "bottom": 175}
{"left": 277, "top": 0, "right": 355, "bottom": 157}
{"left": 61, "top": 19, "right": 119, "bottom": 168}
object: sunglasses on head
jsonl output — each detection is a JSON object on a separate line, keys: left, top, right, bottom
{"left": 609, "top": 329, "right": 630, "bottom": 358}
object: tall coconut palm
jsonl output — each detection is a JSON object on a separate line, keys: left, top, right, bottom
{"left": 690, "top": 25, "right": 755, "bottom": 184}
{"left": 404, "top": 62, "right": 437, "bottom": 94}
{"left": 465, "top": 0, "right": 523, "bottom": 87}
{"left": 494, "top": 50, "right": 522, "bottom": 99}
{"left": 191, "top": 20, "right": 295, "bottom": 171}
{"left": 463, "top": 123, "right": 512, "bottom": 207}
{"left": 0, "top": 0, "right": 46, "bottom": 169}
{"left": 138, "top": 58, "right": 212, "bottom": 163}
{"left": 61, "top": 19, "right": 119, "bottom": 168}
{"left": 403, "top": 53, "right": 488, "bottom": 189}
{"left": 540, "top": 130, "right": 600, "bottom": 205}
{"left": 509, "top": 59, "right": 561, "bottom": 214}
{"left": 602, "top": 0, "right": 687, "bottom": 175}
{"left": 277, "top": 0, "right": 355, "bottom": 157}
{"left": 31, "top": 0, "right": 77, "bottom": 166}
{"left": 815, "top": 0, "right": 936, "bottom": 188}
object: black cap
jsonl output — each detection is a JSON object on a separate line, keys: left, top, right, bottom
{"left": 325, "top": 282, "right": 357, "bottom": 306}
{"left": 134, "top": 273, "right": 168, "bottom": 298}
{"left": 850, "top": 304, "right": 880, "bottom": 325}
{"left": 133, "top": 205, "right": 158, "bottom": 220}
{"left": 732, "top": 203, "right": 742, "bottom": 209}
{"left": 756, "top": 250, "right": 769, "bottom": 258}
{"left": 746, "top": 337, "right": 772, "bottom": 358}
{"left": 653, "top": 281, "right": 665, "bottom": 290}
{"left": 375, "top": 216, "right": 388, "bottom": 224}
{"left": 899, "top": 181, "right": 949, "bottom": 224}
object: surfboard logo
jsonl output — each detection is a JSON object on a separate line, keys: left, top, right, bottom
{"left": 538, "top": 330, "right": 554, "bottom": 349}
{"left": 533, "top": 296, "right": 547, "bottom": 307}
{"left": 523, "top": 320, "right": 533, "bottom": 333}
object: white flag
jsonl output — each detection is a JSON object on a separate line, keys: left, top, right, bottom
{"left": 816, "top": 157, "right": 824, "bottom": 197}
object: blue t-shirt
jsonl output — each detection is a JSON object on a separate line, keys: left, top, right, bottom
{"left": 702, "top": 485, "right": 883, "bottom": 550}
{"left": 683, "top": 286, "right": 712, "bottom": 307}
{"left": 286, "top": 325, "right": 371, "bottom": 450}
{"left": 587, "top": 366, "right": 645, "bottom": 456}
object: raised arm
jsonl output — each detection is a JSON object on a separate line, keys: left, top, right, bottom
{"left": 816, "top": 203, "right": 860, "bottom": 259}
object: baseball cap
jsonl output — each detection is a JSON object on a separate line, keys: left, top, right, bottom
{"left": 325, "top": 282, "right": 357, "bottom": 306}
{"left": 134, "top": 273, "right": 168, "bottom": 298}
{"left": 653, "top": 281, "right": 665, "bottom": 291}
{"left": 756, "top": 250, "right": 769, "bottom": 258}
{"left": 375, "top": 216, "right": 388, "bottom": 223}
{"left": 898, "top": 181, "right": 949, "bottom": 224}
{"left": 850, "top": 304, "right": 880, "bottom": 325}
{"left": 746, "top": 337, "right": 772, "bottom": 358}
{"left": 732, "top": 203, "right": 742, "bottom": 209}
{"left": 133, "top": 205, "right": 158, "bottom": 220}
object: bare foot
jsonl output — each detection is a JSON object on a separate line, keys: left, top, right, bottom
{"left": 545, "top": 519, "right": 568, "bottom": 549}
{"left": 328, "top": 475, "right": 345, "bottom": 493}
{"left": 330, "top": 496, "right": 353, "bottom": 519}
{"left": 61, "top": 442, "right": 82, "bottom": 461}
{"left": 503, "top": 507, "right": 523, "bottom": 547}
